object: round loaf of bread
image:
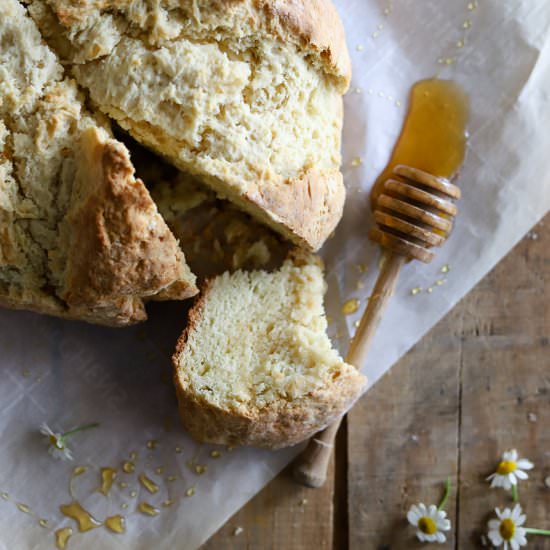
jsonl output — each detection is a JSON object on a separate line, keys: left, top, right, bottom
{"left": 28, "top": 0, "right": 351, "bottom": 250}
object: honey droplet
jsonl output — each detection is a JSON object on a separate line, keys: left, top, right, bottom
{"left": 356, "top": 281, "right": 364, "bottom": 290}
{"left": 427, "top": 287, "right": 434, "bottom": 294}
{"left": 99, "top": 467, "right": 117, "bottom": 496}
{"left": 435, "top": 279, "right": 446, "bottom": 286}
{"left": 342, "top": 299, "right": 360, "bottom": 315}
{"left": 138, "top": 474, "right": 159, "bottom": 494}
{"left": 138, "top": 502, "right": 160, "bottom": 517}
{"left": 55, "top": 527, "right": 73, "bottom": 550}
{"left": 194, "top": 464, "right": 207, "bottom": 475}
{"left": 441, "top": 264, "right": 450, "bottom": 273}
{"left": 105, "top": 515, "right": 126, "bottom": 534}
{"left": 162, "top": 499, "right": 173, "bottom": 508}
{"left": 17, "top": 503, "right": 31, "bottom": 513}
{"left": 155, "top": 467, "right": 164, "bottom": 475}
{"left": 1, "top": 492, "right": 9, "bottom": 500}
{"left": 60, "top": 502, "right": 101, "bottom": 532}
{"left": 39, "top": 519, "right": 49, "bottom": 528}
{"left": 356, "top": 44, "right": 364, "bottom": 52}
{"left": 129, "top": 451, "right": 138, "bottom": 461}
{"left": 463, "top": 19, "right": 472, "bottom": 29}
{"left": 122, "top": 461, "right": 135, "bottom": 474}
{"left": 130, "top": 491, "right": 137, "bottom": 498}
{"left": 166, "top": 475, "right": 177, "bottom": 482}
{"left": 146, "top": 440, "right": 158, "bottom": 450}
{"left": 118, "top": 482, "right": 128, "bottom": 489}
{"left": 351, "top": 157, "right": 363, "bottom": 167}
{"left": 72, "top": 466, "right": 88, "bottom": 477}
{"left": 410, "top": 287, "right": 422, "bottom": 296}
{"left": 185, "top": 487, "right": 195, "bottom": 497}
{"left": 353, "top": 320, "right": 360, "bottom": 328}
{"left": 210, "top": 450, "right": 221, "bottom": 459}
{"left": 121, "top": 503, "right": 129, "bottom": 510}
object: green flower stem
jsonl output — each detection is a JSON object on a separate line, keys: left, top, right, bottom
{"left": 524, "top": 528, "right": 550, "bottom": 536}
{"left": 62, "top": 423, "right": 100, "bottom": 440}
{"left": 512, "top": 484, "right": 519, "bottom": 502}
{"left": 437, "top": 478, "right": 452, "bottom": 511}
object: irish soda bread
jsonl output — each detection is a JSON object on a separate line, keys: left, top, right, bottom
{"left": 173, "top": 252, "right": 366, "bottom": 449}
{"left": 0, "top": 0, "right": 197, "bottom": 326}
{"left": 28, "top": 0, "right": 351, "bottom": 250}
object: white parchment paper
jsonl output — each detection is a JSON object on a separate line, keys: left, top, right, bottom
{"left": 1, "top": 1, "right": 550, "bottom": 549}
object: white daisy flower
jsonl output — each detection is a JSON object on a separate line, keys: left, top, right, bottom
{"left": 39, "top": 422, "right": 99, "bottom": 461}
{"left": 407, "top": 503, "right": 451, "bottom": 543}
{"left": 487, "top": 504, "right": 527, "bottom": 549}
{"left": 40, "top": 423, "right": 73, "bottom": 461}
{"left": 487, "top": 449, "right": 534, "bottom": 491}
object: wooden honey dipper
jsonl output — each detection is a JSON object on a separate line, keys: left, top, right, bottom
{"left": 292, "top": 163, "right": 461, "bottom": 488}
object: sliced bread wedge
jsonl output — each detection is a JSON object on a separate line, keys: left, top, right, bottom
{"left": 0, "top": 0, "right": 197, "bottom": 326}
{"left": 27, "top": 0, "right": 350, "bottom": 251}
{"left": 172, "top": 251, "right": 366, "bottom": 449}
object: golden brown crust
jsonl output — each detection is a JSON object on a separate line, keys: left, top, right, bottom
{"left": 257, "top": 0, "right": 352, "bottom": 89}
{"left": 61, "top": 128, "right": 197, "bottom": 310}
{"left": 172, "top": 279, "right": 367, "bottom": 449}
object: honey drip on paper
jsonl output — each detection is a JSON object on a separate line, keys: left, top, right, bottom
{"left": 60, "top": 502, "right": 101, "bottom": 532}
{"left": 122, "top": 461, "right": 135, "bottom": 474}
{"left": 138, "top": 474, "right": 159, "bottom": 494}
{"left": 371, "top": 79, "right": 469, "bottom": 208}
{"left": 99, "top": 467, "right": 117, "bottom": 496}
{"left": 105, "top": 515, "right": 126, "bottom": 534}
{"left": 55, "top": 527, "right": 73, "bottom": 549}
{"left": 138, "top": 502, "right": 160, "bottom": 516}
{"left": 69, "top": 466, "right": 88, "bottom": 498}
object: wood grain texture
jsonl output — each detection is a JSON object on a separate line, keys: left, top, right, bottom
{"left": 200, "top": 214, "right": 549, "bottom": 550}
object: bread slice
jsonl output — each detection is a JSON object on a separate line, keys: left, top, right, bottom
{"left": 172, "top": 252, "right": 366, "bottom": 449}
{"left": 0, "top": 0, "right": 197, "bottom": 326}
{"left": 27, "top": 0, "right": 351, "bottom": 251}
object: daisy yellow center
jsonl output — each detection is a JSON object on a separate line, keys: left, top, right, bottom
{"left": 418, "top": 517, "right": 437, "bottom": 535}
{"left": 496, "top": 460, "right": 517, "bottom": 475}
{"left": 499, "top": 518, "right": 516, "bottom": 541}
{"left": 49, "top": 435, "right": 64, "bottom": 449}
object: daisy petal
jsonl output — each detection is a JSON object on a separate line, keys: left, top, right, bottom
{"left": 436, "top": 531, "right": 446, "bottom": 543}
{"left": 510, "top": 539, "right": 519, "bottom": 550}
{"left": 508, "top": 473, "right": 517, "bottom": 485}
{"left": 512, "top": 504, "right": 523, "bottom": 520}
{"left": 488, "top": 520, "right": 501, "bottom": 530}
{"left": 407, "top": 510, "right": 420, "bottom": 526}
{"left": 515, "top": 470, "right": 528, "bottom": 480}
{"left": 489, "top": 531, "right": 503, "bottom": 546}
{"left": 428, "top": 504, "right": 437, "bottom": 516}
{"left": 503, "top": 450, "right": 516, "bottom": 461}
{"left": 417, "top": 531, "right": 427, "bottom": 542}
{"left": 516, "top": 459, "right": 533, "bottom": 470}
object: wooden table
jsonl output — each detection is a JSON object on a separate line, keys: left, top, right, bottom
{"left": 202, "top": 215, "right": 549, "bottom": 550}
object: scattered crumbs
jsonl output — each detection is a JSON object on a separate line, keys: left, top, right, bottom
{"left": 356, "top": 280, "right": 364, "bottom": 290}
{"left": 130, "top": 491, "right": 137, "bottom": 498}
{"left": 185, "top": 487, "right": 196, "bottom": 497}
{"left": 194, "top": 464, "right": 207, "bottom": 475}
{"left": 118, "top": 482, "right": 128, "bottom": 489}
{"left": 368, "top": 89, "right": 374, "bottom": 95}
{"left": 1, "top": 492, "right": 8, "bottom": 500}
{"left": 17, "top": 503, "right": 31, "bottom": 513}
{"left": 342, "top": 298, "right": 360, "bottom": 315}
{"left": 437, "top": 57, "right": 444, "bottom": 65}
{"left": 210, "top": 450, "right": 222, "bottom": 459}
{"left": 387, "top": 95, "right": 393, "bottom": 102}
{"left": 166, "top": 475, "right": 178, "bottom": 482}
{"left": 146, "top": 440, "right": 158, "bottom": 450}
{"left": 121, "top": 503, "right": 129, "bottom": 510}
{"left": 544, "top": 476, "right": 550, "bottom": 489}
{"left": 372, "top": 31, "right": 379, "bottom": 39}
{"left": 378, "top": 91, "right": 384, "bottom": 97}
{"left": 427, "top": 287, "right": 434, "bottom": 294}
{"left": 22, "top": 369, "right": 31, "bottom": 378}
{"left": 233, "top": 526, "right": 244, "bottom": 536}
{"left": 395, "top": 100, "right": 402, "bottom": 108}
{"left": 155, "top": 467, "right": 164, "bottom": 475}
{"left": 377, "top": 23, "right": 384, "bottom": 30}
{"left": 457, "top": 40, "right": 464, "bottom": 48}
{"left": 444, "top": 57, "right": 455, "bottom": 65}
{"left": 351, "top": 157, "right": 363, "bottom": 167}
{"left": 175, "top": 447, "right": 183, "bottom": 454}
{"left": 38, "top": 519, "right": 48, "bottom": 528}
{"left": 354, "top": 320, "right": 360, "bottom": 329}
{"left": 463, "top": 19, "right": 472, "bottom": 29}
{"left": 354, "top": 87, "right": 362, "bottom": 94}
{"left": 356, "top": 44, "right": 364, "bottom": 52}
{"left": 162, "top": 500, "right": 173, "bottom": 508}
{"left": 383, "top": 7, "right": 391, "bottom": 16}
{"left": 441, "top": 264, "right": 450, "bottom": 274}
{"left": 122, "top": 461, "right": 135, "bottom": 474}
{"left": 528, "top": 412, "right": 538, "bottom": 423}
{"left": 435, "top": 279, "right": 446, "bottom": 286}
{"left": 467, "top": 1, "right": 478, "bottom": 11}
{"left": 129, "top": 451, "right": 138, "bottom": 461}
{"left": 299, "top": 499, "right": 308, "bottom": 506}
{"left": 410, "top": 287, "right": 422, "bottom": 296}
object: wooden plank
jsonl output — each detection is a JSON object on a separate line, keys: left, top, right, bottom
{"left": 456, "top": 217, "right": 550, "bottom": 547}
{"left": 201, "top": 460, "right": 336, "bottom": 550}
{"left": 347, "top": 303, "right": 462, "bottom": 549}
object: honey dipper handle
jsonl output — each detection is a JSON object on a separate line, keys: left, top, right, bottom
{"left": 293, "top": 252, "right": 405, "bottom": 488}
